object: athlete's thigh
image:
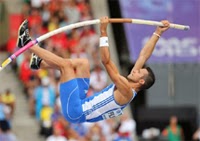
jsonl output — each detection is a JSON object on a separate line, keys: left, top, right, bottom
{"left": 72, "top": 58, "right": 90, "bottom": 78}
{"left": 59, "top": 78, "right": 86, "bottom": 123}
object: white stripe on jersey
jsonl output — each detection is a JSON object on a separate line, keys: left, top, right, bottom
{"left": 82, "top": 85, "right": 123, "bottom": 120}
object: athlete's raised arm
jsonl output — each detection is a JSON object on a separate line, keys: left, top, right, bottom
{"left": 133, "top": 20, "right": 170, "bottom": 70}
{"left": 99, "top": 16, "right": 131, "bottom": 95}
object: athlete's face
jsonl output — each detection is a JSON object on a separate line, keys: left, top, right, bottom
{"left": 128, "top": 68, "right": 148, "bottom": 83}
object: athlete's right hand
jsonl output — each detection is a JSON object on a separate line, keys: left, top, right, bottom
{"left": 100, "top": 16, "right": 109, "bottom": 34}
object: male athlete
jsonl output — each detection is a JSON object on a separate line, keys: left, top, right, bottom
{"left": 17, "top": 17, "right": 170, "bottom": 123}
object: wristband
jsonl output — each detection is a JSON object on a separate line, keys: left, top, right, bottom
{"left": 99, "top": 37, "right": 109, "bottom": 47}
{"left": 153, "top": 32, "right": 161, "bottom": 38}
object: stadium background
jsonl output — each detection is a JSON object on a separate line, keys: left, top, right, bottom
{"left": 0, "top": 0, "right": 199, "bottom": 141}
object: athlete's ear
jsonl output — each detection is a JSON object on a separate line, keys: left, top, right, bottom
{"left": 139, "top": 79, "right": 145, "bottom": 85}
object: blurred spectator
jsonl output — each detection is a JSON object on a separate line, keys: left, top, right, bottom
{"left": 193, "top": 127, "right": 200, "bottom": 141}
{"left": 64, "top": 0, "right": 80, "bottom": 24}
{"left": 39, "top": 104, "right": 53, "bottom": 137}
{"left": 21, "top": 2, "right": 31, "bottom": 20}
{"left": 51, "top": 33, "right": 69, "bottom": 50}
{"left": 1, "top": 89, "right": 16, "bottom": 117}
{"left": 0, "top": 119, "right": 17, "bottom": 141}
{"left": 41, "top": 2, "right": 51, "bottom": 27}
{"left": 98, "top": 119, "right": 118, "bottom": 141}
{"left": 90, "top": 64, "right": 108, "bottom": 92}
{"left": 79, "top": 26, "right": 98, "bottom": 56}
{"left": 27, "top": 74, "right": 40, "bottom": 115}
{"left": 54, "top": 116, "right": 80, "bottom": 140}
{"left": 48, "top": 15, "right": 59, "bottom": 32}
{"left": 86, "top": 123, "right": 106, "bottom": 141}
{"left": 48, "top": 0, "right": 61, "bottom": 15}
{"left": 115, "top": 112, "right": 137, "bottom": 141}
{"left": 46, "top": 123, "right": 68, "bottom": 141}
{"left": 0, "top": 94, "right": 11, "bottom": 122}
{"left": 51, "top": 76, "right": 60, "bottom": 97}
{"left": 51, "top": 104, "right": 62, "bottom": 128}
{"left": 28, "top": 8, "right": 42, "bottom": 29}
{"left": 33, "top": 76, "right": 56, "bottom": 120}
{"left": 18, "top": 51, "right": 35, "bottom": 94}
{"left": 162, "top": 115, "right": 184, "bottom": 141}
{"left": 53, "top": 117, "right": 70, "bottom": 139}
{"left": 79, "top": 2, "right": 92, "bottom": 21}
{"left": 70, "top": 122, "right": 88, "bottom": 138}
{"left": 55, "top": 96, "right": 62, "bottom": 112}
{"left": 68, "top": 29, "right": 82, "bottom": 55}
{"left": 6, "top": 30, "right": 18, "bottom": 54}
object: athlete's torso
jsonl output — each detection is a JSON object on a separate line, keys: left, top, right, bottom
{"left": 81, "top": 84, "right": 137, "bottom": 122}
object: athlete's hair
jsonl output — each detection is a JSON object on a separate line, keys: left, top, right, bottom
{"left": 140, "top": 67, "right": 155, "bottom": 90}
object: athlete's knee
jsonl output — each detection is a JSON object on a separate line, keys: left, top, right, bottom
{"left": 59, "top": 59, "right": 73, "bottom": 71}
{"left": 78, "top": 59, "right": 89, "bottom": 69}
{"left": 81, "top": 59, "right": 89, "bottom": 66}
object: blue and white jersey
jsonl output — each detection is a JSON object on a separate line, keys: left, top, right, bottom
{"left": 81, "top": 84, "right": 137, "bottom": 122}
{"left": 60, "top": 78, "right": 137, "bottom": 123}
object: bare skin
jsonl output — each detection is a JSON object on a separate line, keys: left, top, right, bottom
{"left": 99, "top": 16, "right": 170, "bottom": 105}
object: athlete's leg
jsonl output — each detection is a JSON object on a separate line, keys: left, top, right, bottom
{"left": 39, "top": 58, "right": 90, "bottom": 99}
{"left": 29, "top": 45, "right": 88, "bottom": 122}
{"left": 40, "top": 60, "right": 51, "bottom": 69}
{"left": 30, "top": 50, "right": 90, "bottom": 93}
{"left": 38, "top": 58, "right": 90, "bottom": 78}
{"left": 30, "top": 48, "right": 90, "bottom": 99}
{"left": 17, "top": 20, "right": 74, "bottom": 82}
{"left": 30, "top": 45, "right": 75, "bottom": 83}
{"left": 17, "top": 20, "right": 88, "bottom": 123}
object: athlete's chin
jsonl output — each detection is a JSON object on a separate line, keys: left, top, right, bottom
{"left": 127, "top": 75, "right": 132, "bottom": 79}
{"left": 127, "top": 75, "right": 134, "bottom": 82}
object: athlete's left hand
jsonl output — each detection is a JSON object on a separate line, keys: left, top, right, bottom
{"left": 155, "top": 20, "right": 170, "bottom": 35}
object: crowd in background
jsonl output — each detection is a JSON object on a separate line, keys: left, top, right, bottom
{"left": 5, "top": 0, "right": 137, "bottom": 141}
{"left": 2, "top": 0, "right": 200, "bottom": 141}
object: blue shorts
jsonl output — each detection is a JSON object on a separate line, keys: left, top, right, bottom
{"left": 60, "top": 78, "right": 89, "bottom": 123}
